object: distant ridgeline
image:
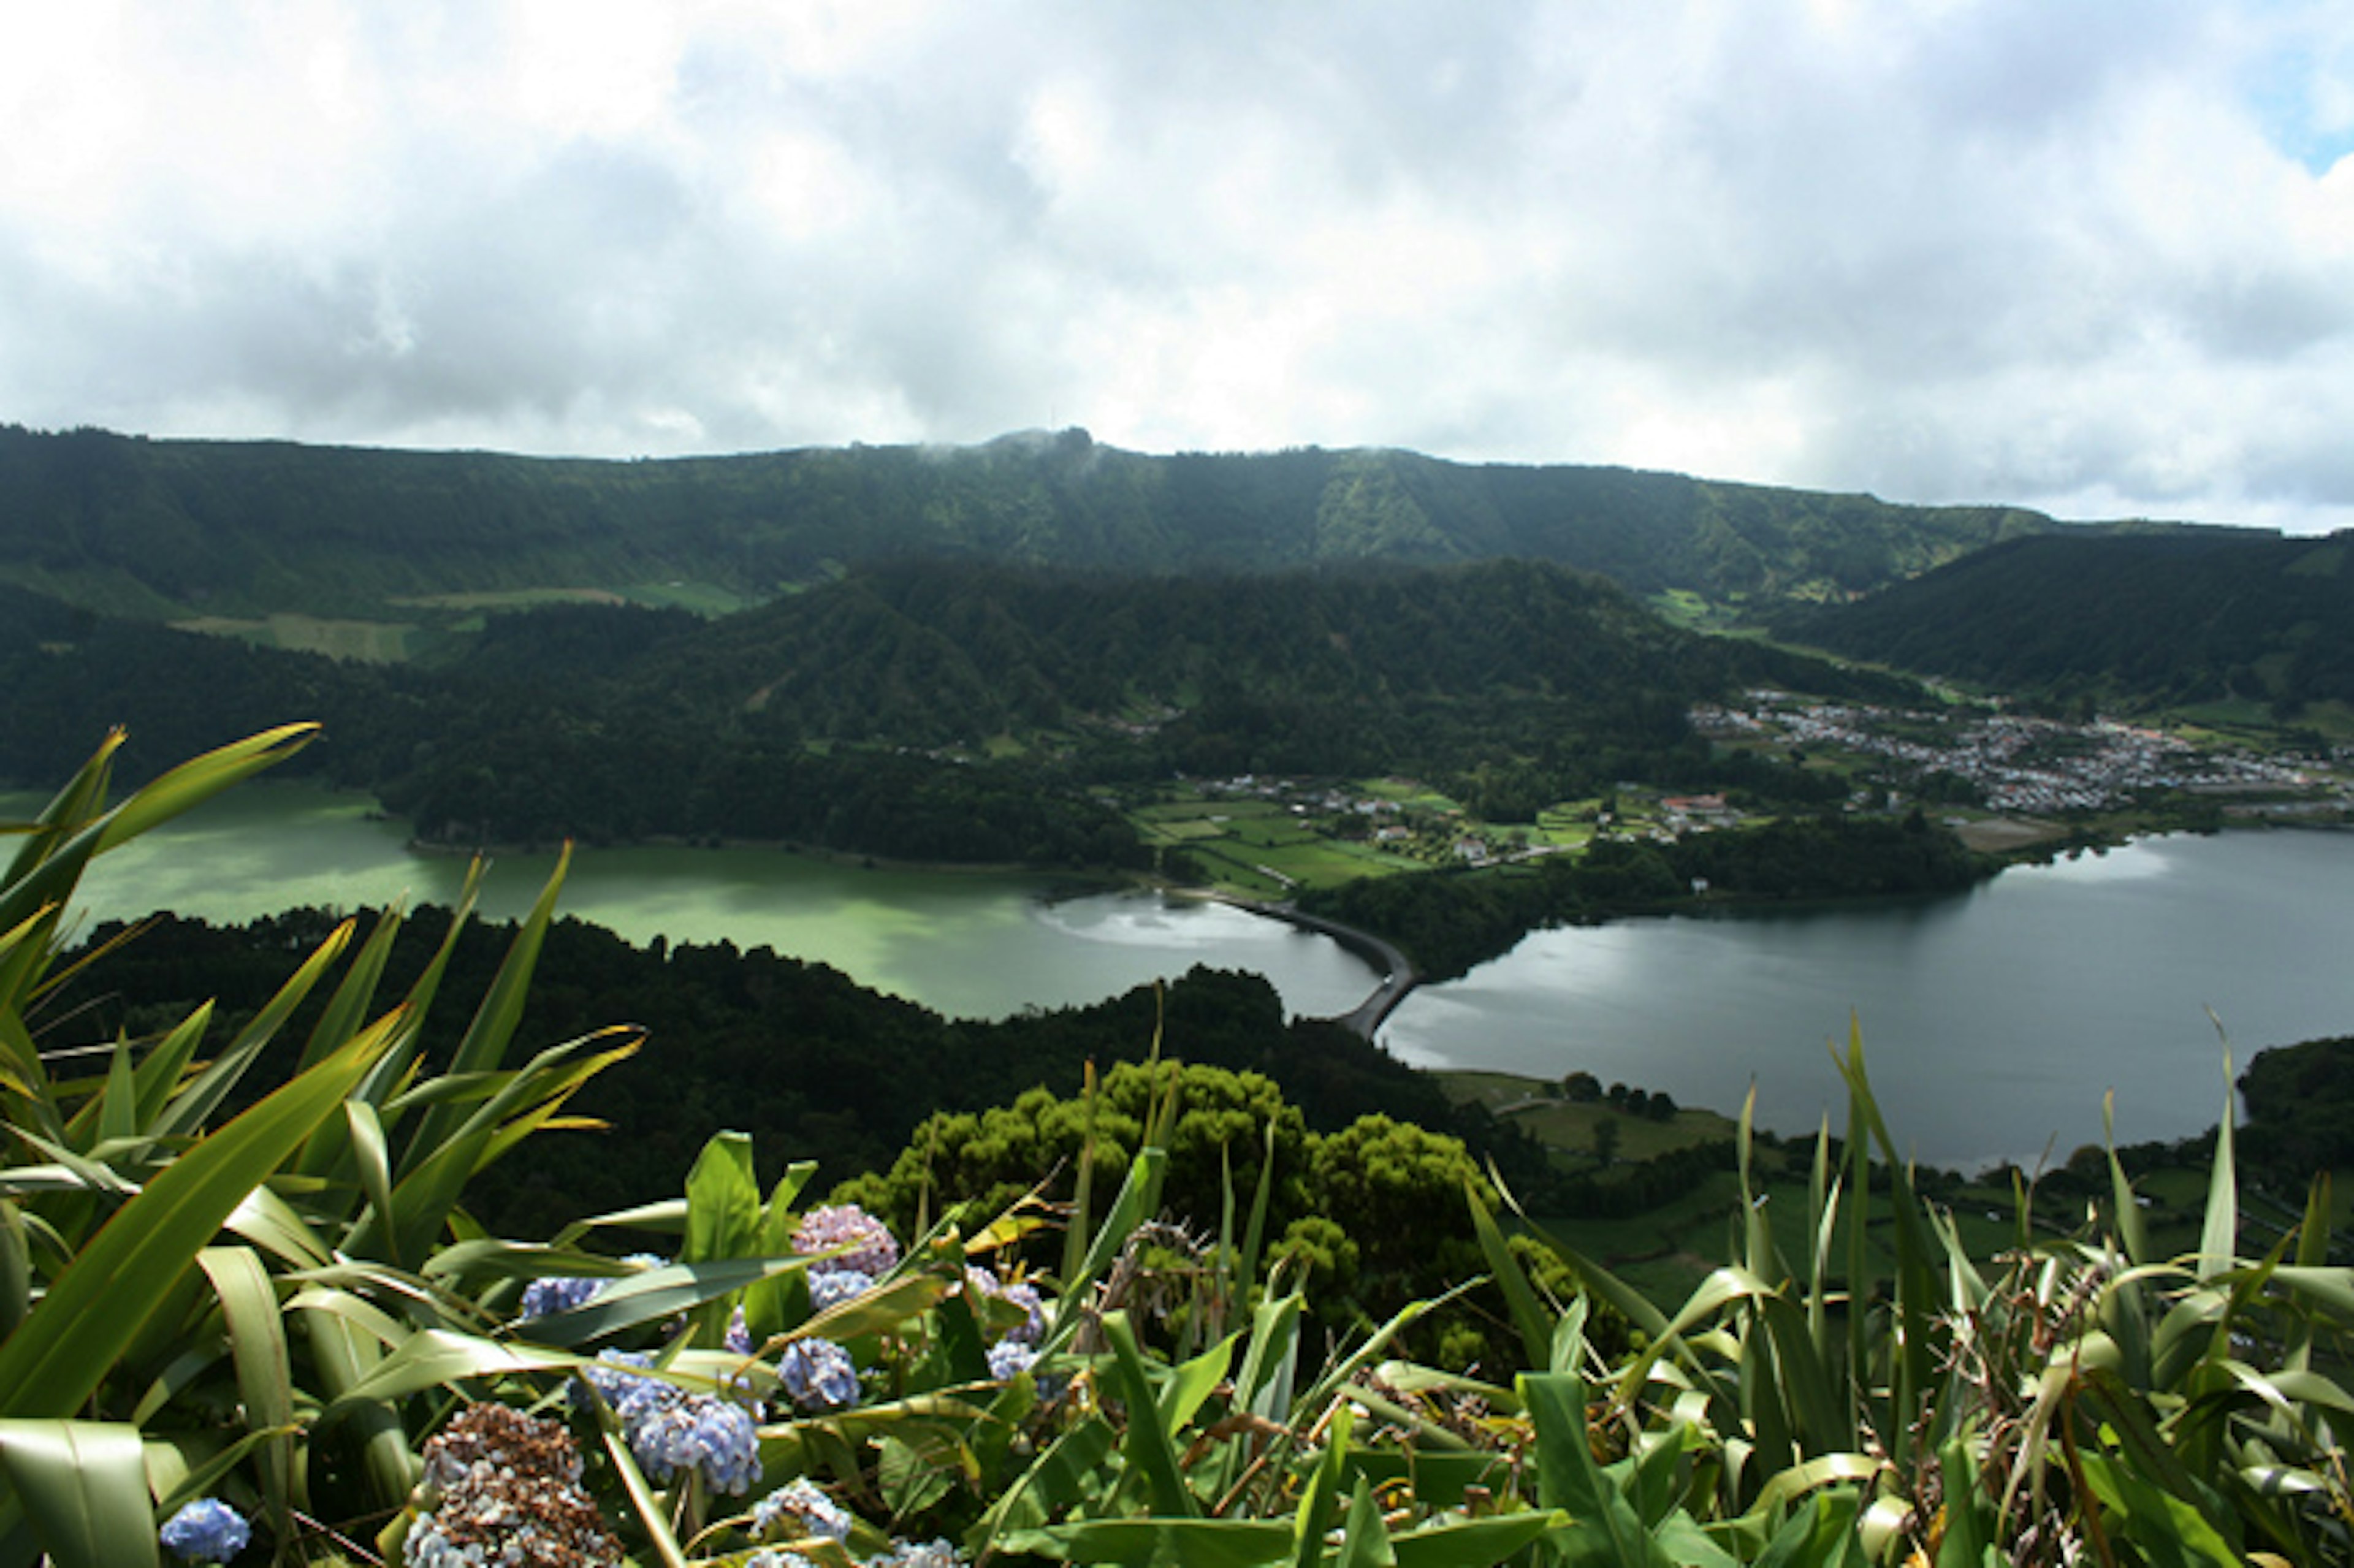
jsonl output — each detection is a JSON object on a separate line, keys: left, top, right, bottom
{"left": 1780, "top": 530, "right": 2354, "bottom": 716}
{"left": 0, "top": 422, "right": 2068, "bottom": 618}
{"left": 0, "top": 560, "right": 1911, "bottom": 856}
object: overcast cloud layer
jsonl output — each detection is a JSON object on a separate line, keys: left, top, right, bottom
{"left": 6, "top": 1, "right": 2353, "bottom": 531}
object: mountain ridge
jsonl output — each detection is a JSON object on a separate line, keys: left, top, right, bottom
{"left": 0, "top": 421, "right": 2185, "bottom": 619}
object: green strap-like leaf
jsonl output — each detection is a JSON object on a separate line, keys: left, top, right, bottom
{"left": 1466, "top": 1178, "right": 1554, "bottom": 1372}
{"left": 1103, "top": 1311, "right": 1198, "bottom": 1518}
{"left": 0, "top": 1420, "right": 161, "bottom": 1568}
{"left": 194, "top": 1247, "right": 294, "bottom": 1550}
{"left": 401, "top": 844, "right": 571, "bottom": 1171}
{"left": 1003, "top": 1518, "right": 1294, "bottom": 1566}
{"left": 0, "top": 1015, "right": 400, "bottom": 1418}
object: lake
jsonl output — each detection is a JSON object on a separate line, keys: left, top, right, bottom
{"left": 48, "top": 784, "right": 1379, "bottom": 1022}
{"left": 1382, "top": 828, "right": 2354, "bottom": 1170}
{"left": 40, "top": 782, "right": 2354, "bottom": 1171}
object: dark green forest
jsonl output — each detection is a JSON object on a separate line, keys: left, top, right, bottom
{"left": 1300, "top": 812, "right": 1991, "bottom": 981}
{"left": 59, "top": 906, "right": 1563, "bottom": 1257}
{"left": 0, "top": 560, "right": 1909, "bottom": 858}
{"left": 1781, "top": 529, "right": 2354, "bottom": 714}
{"left": 0, "top": 423, "right": 2081, "bottom": 617}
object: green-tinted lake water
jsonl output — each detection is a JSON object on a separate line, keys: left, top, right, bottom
{"left": 49, "top": 783, "right": 1380, "bottom": 1021}
{"left": 38, "top": 783, "right": 2354, "bottom": 1171}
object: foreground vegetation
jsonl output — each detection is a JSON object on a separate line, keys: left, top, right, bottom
{"left": 4, "top": 726, "right": 2352, "bottom": 1567}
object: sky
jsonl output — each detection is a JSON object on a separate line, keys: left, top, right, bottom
{"left": 5, "top": 2, "right": 2354, "bottom": 533}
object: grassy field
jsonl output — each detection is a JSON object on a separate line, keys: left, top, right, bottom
{"left": 1131, "top": 794, "right": 1425, "bottom": 894}
{"left": 172, "top": 613, "right": 418, "bottom": 663}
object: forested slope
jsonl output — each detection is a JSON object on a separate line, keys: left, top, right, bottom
{"left": 1780, "top": 530, "right": 2354, "bottom": 713}
{"left": 0, "top": 560, "right": 1906, "bottom": 854}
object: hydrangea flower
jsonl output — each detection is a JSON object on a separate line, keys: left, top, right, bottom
{"left": 571, "top": 1348, "right": 667, "bottom": 1418}
{"left": 997, "top": 1281, "right": 1046, "bottom": 1345}
{"left": 628, "top": 1393, "right": 761, "bottom": 1495}
{"left": 793, "top": 1204, "right": 899, "bottom": 1276}
{"left": 518, "top": 1274, "right": 607, "bottom": 1320}
{"left": 987, "top": 1340, "right": 1039, "bottom": 1381}
{"left": 405, "top": 1404, "right": 616, "bottom": 1568}
{"left": 777, "top": 1337, "right": 861, "bottom": 1410}
{"left": 160, "top": 1498, "right": 249, "bottom": 1563}
{"left": 726, "top": 1304, "right": 757, "bottom": 1355}
{"left": 752, "top": 1476, "right": 855, "bottom": 1542}
{"left": 808, "top": 1266, "right": 875, "bottom": 1311}
{"left": 869, "top": 1537, "right": 966, "bottom": 1568}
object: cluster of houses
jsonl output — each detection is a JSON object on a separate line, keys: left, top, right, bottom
{"left": 1693, "top": 694, "right": 2337, "bottom": 815}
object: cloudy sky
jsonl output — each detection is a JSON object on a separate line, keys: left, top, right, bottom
{"left": 6, "top": 2, "right": 2353, "bottom": 532}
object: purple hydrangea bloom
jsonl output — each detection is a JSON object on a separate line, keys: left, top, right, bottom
{"left": 792, "top": 1204, "right": 898, "bottom": 1276}
{"left": 987, "top": 1340, "right": 1039, "bottom": 1381}
{"left": 628, "top": 1393, "right": 761, "bottom": 1495}
{"left": 160, "top": 1499, "right": 249, "bottom": 1563}
{"left": 777, "top": 1337, "right": 861, "bottom": 1411}
{"left": 807, "top": 1266, "right": 874, "bottom": 1312}
{"left": 726, "top": 1304, "right": 757, "bottom": 1355}
{"left": 752, "top": 1476, "right": 854, "bottom": 1542}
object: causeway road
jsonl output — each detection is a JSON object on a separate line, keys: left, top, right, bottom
{"left": 1208, "top": 894, "right": 1420, "bottom": 1041}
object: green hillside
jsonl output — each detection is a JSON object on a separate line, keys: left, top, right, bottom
{"left": 0, "top": 423, "right": 2067, "bottom": 619}
{"left": 1780, "top": 530, "right": 2354, "bottom": 717}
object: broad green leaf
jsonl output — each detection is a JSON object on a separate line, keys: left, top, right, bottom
{"left": 1523, "top": 1371, "right": 1674, "bottom": 1568}
{"left": 680, "top": 1130, "right": 763, "bottom": 1344}
{"left": 0, "top": 1420, "right": 159, "bottom": 1568}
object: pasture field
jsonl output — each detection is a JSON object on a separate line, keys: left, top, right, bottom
{"left": 171, "top": 613, "right": 417, "bottom": 663}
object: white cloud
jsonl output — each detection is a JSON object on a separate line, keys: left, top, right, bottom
{"left": 1, "top": 1, "right": 2352, "bottom": 530}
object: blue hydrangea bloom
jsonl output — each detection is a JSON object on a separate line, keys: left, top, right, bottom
{"left": 752, "top": 1476, "right": 854, "bottom": 1542}
{"left": 726, "top": 1304, "right": 757, "bottom": 1355}
{"left": 870, "top": 1537, "right": 966, "bottom": 1567}
{"left": 987, "top": 1340, "right": 1039, "bottom": 1381}
{"left": 628, "top": 1393, "right": 761, "bottom": 1495}
{"left": 777, "top": 1337, "right": 860, "bottom": 1410}
{"left": 807, "top": 1266, "right": 874, "bottom": 1312}
{"left": 518, "top": 1274, "right": 606, "bottom": 1319}
{"left": 160, "top": 1498, "right": 249, "bottom": 1562}
{"left": 571, "top": 1348, "right": 668, "bottom": 1417}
